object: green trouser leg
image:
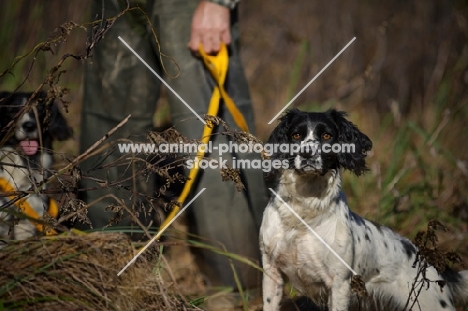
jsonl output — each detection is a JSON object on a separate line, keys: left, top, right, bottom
{"left": 151, "top": 0, "right": 269, "bottom": 288}
{"left": 78, "top": 0, "right": 160, "bottom": 231}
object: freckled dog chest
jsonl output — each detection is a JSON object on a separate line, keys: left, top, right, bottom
{"left": 265, "top": 230, "right": 334, "bottom": 298}
{"left": 265, "top": 230, "right": 301, "bottom": 266}
{"left": 272, "top": 231, "right": 329, "bottom": 264}
{"left": 262, "top": 211, "right": 337, "bottom": 290}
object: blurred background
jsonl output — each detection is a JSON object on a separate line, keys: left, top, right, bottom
{"left": 1, "top": 0, "right": 467, "bottom": 264}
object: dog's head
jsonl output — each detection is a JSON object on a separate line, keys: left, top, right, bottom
{"left": 0, "top": 91, "right": 73, "bottom": 157}
{"left": 266, "top": 109, "right": 372, "bottom": 179}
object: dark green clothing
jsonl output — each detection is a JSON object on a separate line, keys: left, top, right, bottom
{"left": 79, "top": 0, "right": 268, "bottom": 288}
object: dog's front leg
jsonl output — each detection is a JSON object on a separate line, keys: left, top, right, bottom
{"left": 328, "top": 280, "right": 351, "bottom": 311}
{"left": 261, "top": 246, "right": 284, "bottom": 310}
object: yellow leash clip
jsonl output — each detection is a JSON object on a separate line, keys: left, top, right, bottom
{"left": 152, "top": 43, "right": 249, "bottom": 241}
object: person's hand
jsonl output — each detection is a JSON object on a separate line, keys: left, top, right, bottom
{"left": 188, "top": 1, "right": 231, "bottom": 55}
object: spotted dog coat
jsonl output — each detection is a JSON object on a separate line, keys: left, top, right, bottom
{"left": 260, "top": 109, "right": 468, "bottom": 311}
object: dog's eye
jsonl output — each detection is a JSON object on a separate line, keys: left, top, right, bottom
{"left": 292, "top": 133, "right": 301, "bottom": 140}
{"left": 322, "top": 133, "right": 332, "bottom": 140}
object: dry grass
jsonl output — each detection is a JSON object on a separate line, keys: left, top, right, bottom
{"left": 0, "top": 231, "right": 194, "bottom": 310}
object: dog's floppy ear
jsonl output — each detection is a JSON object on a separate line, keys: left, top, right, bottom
{"left": 328, "top": 109, "right": 372, "bottom": 175}
{"left": 264, "top": 109, "right": 301, "bottom": 185}
{"left": 47, "top": 102, "right": 73, "bottom": 141}
{"left": 0, "top": 92, "right": 9, "bottom": 140}
{"left": 0, "top": 92, "right": 19, "bottom": 143}
{"left": 267, "top": 108, "right": 301, "bottom": 146}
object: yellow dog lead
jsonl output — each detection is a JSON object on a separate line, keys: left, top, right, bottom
{"left": 153, "top": 43, "right": 249, "bottom": 241}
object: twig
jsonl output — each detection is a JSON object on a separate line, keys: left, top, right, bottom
{"left": 43, "top": 114, "right": 132, "bottom": 187}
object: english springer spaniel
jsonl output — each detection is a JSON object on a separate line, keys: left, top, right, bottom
{"left": 0, "top": 91, "right": 73, "bottom": 240}
{"left": 260, "top": 109, "right": 468, "bottom": 311}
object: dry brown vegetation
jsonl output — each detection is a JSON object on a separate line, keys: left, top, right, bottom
{"left": 0, "top": 232, "right": 194, "bottom": 310}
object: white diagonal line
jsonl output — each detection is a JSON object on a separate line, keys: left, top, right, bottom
{"left": 118, "top": 36, "right": 206, "bottom": 124}
{"left": 117, "top": 188, "right": 206, "bottom": 276}
{"left": 268, "top": 37, "right": 356, "bottom": 124}
{"left": 268, "top": 188, "right": 357, "bottom": 275}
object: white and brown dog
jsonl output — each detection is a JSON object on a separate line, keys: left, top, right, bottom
{"left": 260, "top": 109, "right": 468, "bottom": 311}
{"left": 0, "top": 91, "right": 72, "bottom": 240}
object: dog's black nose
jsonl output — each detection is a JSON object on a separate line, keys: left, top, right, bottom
{"left": 299, "top": 143, "right": 319, "bottom": 159}
{"left": 22, "top": 121, "right": 36, "bottom": 132}
{"left": 300, "top": 151, "right": 314, "bottom": 159}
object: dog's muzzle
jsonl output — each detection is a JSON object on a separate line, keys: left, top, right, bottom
{"left": 16, "top": 117, "right": 40, "bottom": 156}
{"left": 294, "top": 141, "right": 323, "bottom": 173}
